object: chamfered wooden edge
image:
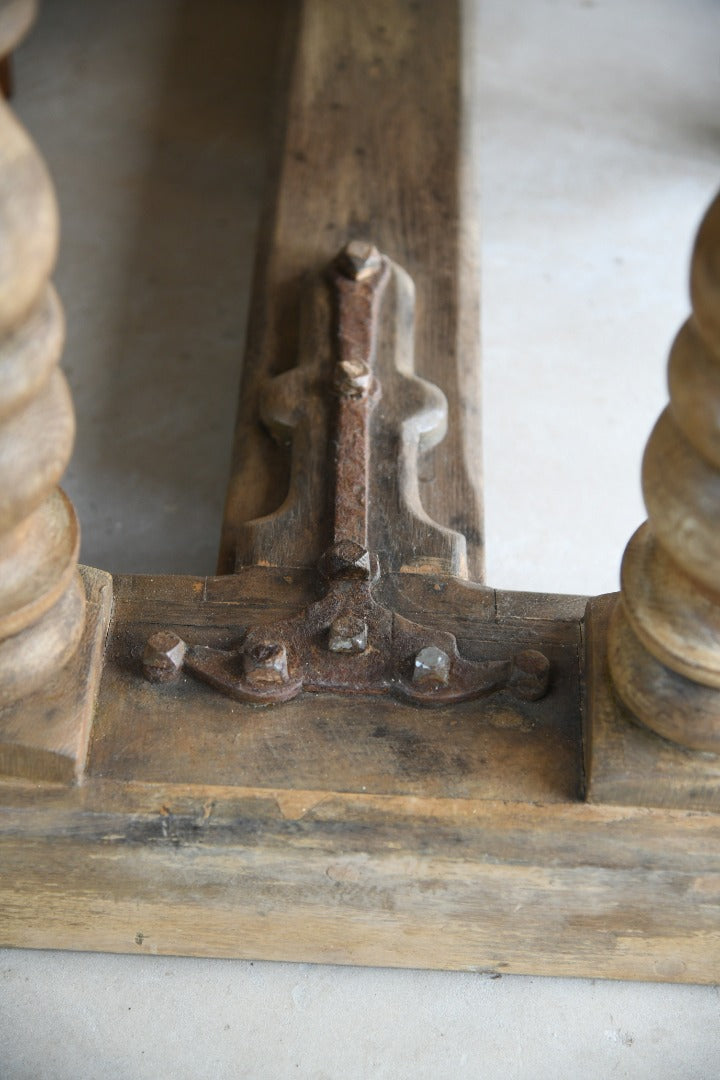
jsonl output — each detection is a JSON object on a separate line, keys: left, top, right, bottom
{"left": 0, "top": 565, "right": 114, "bottom": 783}
{"left": 584, "top": 593, "right": 720, "bottom": 810}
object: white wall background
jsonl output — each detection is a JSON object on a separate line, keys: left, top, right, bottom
{"left": 2, "top": 1, "right": 720, "bottom": 1076}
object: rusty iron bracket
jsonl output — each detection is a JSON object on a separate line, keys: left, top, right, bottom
{"left": 142, "top": 244, "right": 550, "bottom": 707}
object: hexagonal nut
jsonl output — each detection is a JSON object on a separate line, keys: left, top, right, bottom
{"left": 143, "top": 630, "right": 187, "bottom": 683}
{"left": 412, "top": 645, "right": 451, "bottom": 688}
{"left": 508, "top": 649, "right": 550, "bottom": 701}
{"left": 243, "top": 641, "right": 289, "bottom": 686}
{"left": 319, "top": 540, "right": 373, "bottom": 581}
{"left": 337, "top": 240, "right": 382, "bottom": 281}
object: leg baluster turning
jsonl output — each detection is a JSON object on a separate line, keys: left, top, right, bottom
{"left": 609, "top": 191, "right": 720, "bottom": 753}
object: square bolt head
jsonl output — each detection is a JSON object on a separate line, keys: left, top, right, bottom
{"left": 329, "top": 613, "right": 368, "bottom": 654}
{"left": 143, "top": 630, "right": 187, "bottom": 683}
{"left": 412, "top": 645, "right": 451, "bottom": 687}
{"left": 337, "top": 240, "right": 382, "bottom": 281}
{"left": 320, "top": 540, "right": 373, "bottom": 581}
{"left": 243, "top": 641, "right": 289, "bottom": 685}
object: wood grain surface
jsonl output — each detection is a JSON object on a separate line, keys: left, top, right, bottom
{"left": 1, "top": 572, "right": 719, "bottom": 984}
{"left": 586, "top": 593, "right": 720, "bottom": 811}
{"left": 218, "top": 0, "right": 483, "bottom": 580}
{"left": 90, "top": 570, "right": 583, "bottom": 801}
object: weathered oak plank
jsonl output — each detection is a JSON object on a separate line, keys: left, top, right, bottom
{"left": 1, "top": 573, "right": 718, "bottom": 982}
{"left": 2, "top": 769, "right": 719, "bottom": 983}
{"left": 218, "top": 0, "right": 483, "bottom": 580}
{"left": 89, "top": 571, "right": 582, "bottom": 801}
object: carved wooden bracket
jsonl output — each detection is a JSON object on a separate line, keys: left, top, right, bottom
{"left": 142, "top": 245, "right": 549, "bottom": 706}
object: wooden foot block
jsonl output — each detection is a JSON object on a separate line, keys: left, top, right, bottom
{"left": 584, "top": 594, "right": 720, "bottom": 812}
{"left": 0, "top": 566, "right": 113, "bottom": 783}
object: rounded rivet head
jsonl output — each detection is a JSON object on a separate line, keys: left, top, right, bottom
{"left": 508, "top": 649, "right": 550, "bottom": 701}
{"left": 143, "top": 630, "right": 187, "bottom": 683}
{"left": 243, "top": 641, "right": 289, "bottom": 685}
{"left": 412, "top": 645, "right": 451, "bottom": 688}
{"left": 338, "top": 240, "right": 382, "bottom": 281}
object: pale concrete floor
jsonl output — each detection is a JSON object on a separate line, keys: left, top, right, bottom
{"left": 2, "top": 0, "right": 720, "bottom": 1077}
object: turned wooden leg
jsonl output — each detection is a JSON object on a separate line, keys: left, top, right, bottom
{"left": 607, "top": 190, "right": 720, "bottom": 753}
{"left": 0, "top": 87, "right": 87, "bottom": 707}
{"left": 0, "top": 8, "right": 112, "bottom": 783}
{"left": 0, "top": 2, "right": 37, "bottom": 99}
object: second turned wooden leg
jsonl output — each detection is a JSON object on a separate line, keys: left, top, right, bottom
{"left": 585, "top": 189, "right": 720, "bottom": 809}
{"left": 608, "top": 191, "right": 720, "bottom": 754}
